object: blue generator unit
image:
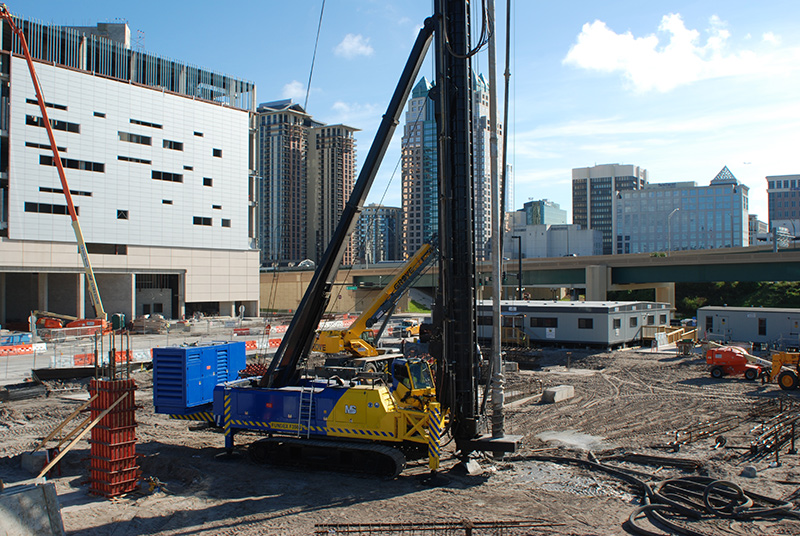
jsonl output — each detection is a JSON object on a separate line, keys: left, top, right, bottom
{"left": 153, "top": 342, "right": 246, "bottom": 416}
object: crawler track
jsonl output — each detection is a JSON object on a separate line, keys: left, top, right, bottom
{"left": 247, "top": 436, "right": 407, "bottom": 478}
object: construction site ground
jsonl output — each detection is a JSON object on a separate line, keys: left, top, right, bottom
{"left": 1, "top": 344, "right": 799, "bottom": 535}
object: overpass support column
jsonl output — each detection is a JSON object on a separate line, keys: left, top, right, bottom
{"left": 585, "top": 265, "right": 609, "bottom": 302}
{"left": 655, "top": 283, "right": 676, "bottom": 311}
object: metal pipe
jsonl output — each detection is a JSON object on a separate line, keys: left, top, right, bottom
{"left": 486, "top": 0, "right": 505, "bottom": 441}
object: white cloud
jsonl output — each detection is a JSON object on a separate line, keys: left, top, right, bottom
{"left": 329, "top": 100, "right": 381, "bottom": 127}
{"left": 563, "top": 14, "right": 790, "bottom": 92}
{"left": 763, "top": 31, "right": 781, "bottom": 45}
{"left": 334, "top": 34, "right": 374, "bottom": 59}
{"left": 282, "top": 80, "right": 305, "bottom": 100}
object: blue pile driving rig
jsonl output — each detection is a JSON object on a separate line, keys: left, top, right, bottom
{"left": 154, "top": 0, "right": 520, "bottom": 477}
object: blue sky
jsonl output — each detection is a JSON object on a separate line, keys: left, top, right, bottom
{"left": 18, "top": 1, "right": 800, "bottom": 222}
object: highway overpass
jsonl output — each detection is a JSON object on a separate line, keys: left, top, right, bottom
{"left": 261, "top": 246, "right": 800, "bottom": 312}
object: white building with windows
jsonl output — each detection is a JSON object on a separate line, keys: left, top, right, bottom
{"left": 0, "top": 16, "right": 259, "bottom": 325}
{"left": 612, "top": 167, "right": 749, "bottom": 254}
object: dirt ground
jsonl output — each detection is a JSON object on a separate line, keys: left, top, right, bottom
{"left": 1, "top": 345, "right": 799, "bottom": 535}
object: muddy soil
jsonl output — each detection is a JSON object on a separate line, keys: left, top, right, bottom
{"left": 1, "top": 347, "right": 799, "bottom": 535}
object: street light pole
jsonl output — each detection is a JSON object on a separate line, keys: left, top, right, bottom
{"left": 668, "top": 208, "right": 680, "bottom": 256}
{"left": 512, "top": 235, "right": 522, "bottom": 300}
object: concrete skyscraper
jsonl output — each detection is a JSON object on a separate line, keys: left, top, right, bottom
{"left": 572, "top": 164, "right": 648, "bottom": 255}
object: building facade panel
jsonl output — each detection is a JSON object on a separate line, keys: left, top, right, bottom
{"left": 0, "top": 17, "right": 259, "bottom": 323}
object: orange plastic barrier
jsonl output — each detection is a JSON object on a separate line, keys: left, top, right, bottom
{"left": 73, "top": 351, "right": 132, "bottom": 366}
{"left": 0, "top": 344, "right": 33, "bottom": 356}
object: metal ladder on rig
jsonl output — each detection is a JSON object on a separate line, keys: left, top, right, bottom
{"left": 297, "top": 385, "right": 315, "bottom": 438}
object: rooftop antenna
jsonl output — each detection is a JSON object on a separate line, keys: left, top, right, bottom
{"left": 134, "top": 29, "right": 145, "bottom": 51}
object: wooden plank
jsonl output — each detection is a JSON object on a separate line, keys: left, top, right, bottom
{"left": 37, "top": 392, "right": 129, "bottom": 478}
{"left": 32, "top": 394, "right": 97, "bottom": 453}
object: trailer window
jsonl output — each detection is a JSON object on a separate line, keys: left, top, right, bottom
{"left": 630, "top": 317, "right": 638, "bottom": 328}
{"left": 758, "top": 318, "right": 767, "bottom": 336}
{"left": 578, "top": 318, "right": 593, "bottom": 329}
{"left": 706, "top": 316, "right": 713, "bottom": 333}
{"left": 612, "top": 318, "right": 621, "bottom": 329}
{"left": 530, "top": 317, "right": 557, "bottom": 328}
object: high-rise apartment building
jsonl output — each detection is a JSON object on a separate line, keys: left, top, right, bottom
{"left": 256, "top": 100, "right": 318, "bottom": 266}
{"left": 354, "top": 204, "right": 402, "bottom": 264}
{"left": 0, "top": 15, "right": 259, "bottom": 324}
{"left": 308, "top": 124, "right": 358, "bottom": 265}
{"left": 401, "top": 78, "right": 438, "bottom": 257}
{"left": 612, "top": 167, "right": 749, "bottom": 254}
{"left": 256, "top": 101, "right": 357, "bottom": 266}
{"left": 573, "top": 164, "right": 648, "bottom": 255}
{"left": 766, "top": 174, "right": 800, "bottom": 236}
{"left": 401, "top": 75, "right": 499, "bottom": 259}
{"left": 522, "top": 199, "right": 567, "bottom": 226}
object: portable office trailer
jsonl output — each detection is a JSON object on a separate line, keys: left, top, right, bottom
{"left": 698, "top": 306, "right": 800, "bottom": 347}
{"left": 477, "top": 300, "right": 671, "bottom": 347}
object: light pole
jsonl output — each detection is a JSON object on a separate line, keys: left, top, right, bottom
{"left": 668, "top": 208, "right": 680, "bottom": 256}
{"left": 512, "top": 235, "right": 522, "bottom": 300}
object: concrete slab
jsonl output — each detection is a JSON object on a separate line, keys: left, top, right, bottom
{"left": 542, "top": 384, "right": 575, "bottom": 403}
{"left": 0, "top": 482, "right": 65, "bottom": 536}
{"left": 20, "top": 452, "right": 48, "bottom": 475}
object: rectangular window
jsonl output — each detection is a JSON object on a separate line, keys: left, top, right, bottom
{"left": 221, "top": 219, "right": 231, "bottom": 228}
{"left": 659, "top": 314, "right": 667, "bottom": 325}
{"left": 612, "top": 318, "right": 621, "bottom": 329}
{"left": 758, "top": 318, "right": 767, "bottom": 336}
{"left": 86, "top": 243, "right": 127, "bottom": 255}
{"left": 212, "top": 205, "right": 222, "bottom": 210}
{"left": 118, "top": 131, "right": 152, "bottom": 145}
{"left": 530, "top": 317, "right": 558, "bottom": 328}
{"left": 153, "top": 303, "right": 164, "bottom": 313}
{"left": 212, "top": 148, "right": 222, "bottom": 158}
{"left": 193, "top": 216, "right": 212, "bottom": 226}
{"left": 118, "top": 155, "right": 152, "bottom": 164}
{"left": 194, "top": 131, "right": 204, "bottom": 137}
{"left": 40, "top": 154, "right": 104, "bottom": 172}
{"left": 163, "top": 139, "right": 184, "bottom": 151}
{"left": 117, "top": 210, "right": 129, "bottom": 220}
{"left": 183, "top": 165, "right": 193, "bottom": 170}
{"left": 130, "top": 118, "right": 162, "bottom": 129}
{"left": 25, "top": 141, "right": 66, "bottom": 152}
{"left": 24, "top": 202, "right": 77, "bottom": 215}
{"left": 630, "top": 317, "right": 638, "bottom": 328}
{"left": 94, "top": 112, "right": 106, "bottom": 118}
{"left": 152, "top": 170, "right": 183, "bottom": 183}
{"left": 26, "top": 98, "right": 67, "bottom": 110}
{"left": 39, "top": 186, "right": 91, "bottom": 197}
{"left": 578, "top": 318, "right": 593, "bottom": 329}
{"left": 647, "top": 315, "right": 655, "bottom": 326}
{"left": 26, "top": 115, "right": 80, "bottom": 133}
{"left": 162, "top": 199, "right": 173, "bottom": 205}
{"left": 203, "top": 177, "right": 213, "bottom": 187}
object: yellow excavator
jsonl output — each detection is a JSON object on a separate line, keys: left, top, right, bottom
{"left": 312, "top": 240, "right": 436, "bottom": 377}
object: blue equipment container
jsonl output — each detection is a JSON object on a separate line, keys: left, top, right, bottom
{"left": 153, "top": 342, "right": 246, "bottom": 415}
